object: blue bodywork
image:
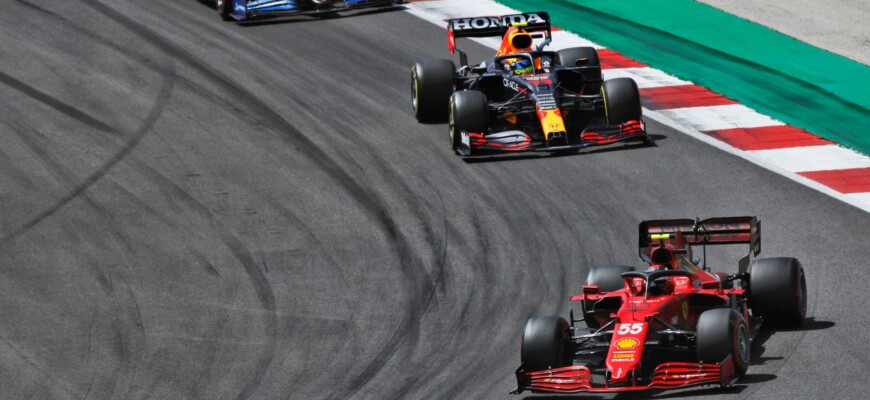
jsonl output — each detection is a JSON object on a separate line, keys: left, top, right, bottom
{"left": 229, "top": 0, "right": 403, "bottom": 21}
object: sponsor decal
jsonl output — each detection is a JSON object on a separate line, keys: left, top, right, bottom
{"left": 682, "top": 301, "right": 689, "bottom": 319}
{"left": 615, "top": 338, "right": 640, "bottom": 350}
{"left": 671, "top": 316, "right": 679, "bottom": 325}
{"left": 503, "top": 78, "right": 520, "bottom": 92}
{"left": 450, "top": 13, "right": 547, "bottom": 32}
{"left": 612, "top": 353, "right": 634, "bottom": 359}
{"left": 536, "top": 94, "right": 557, "bottom": 110}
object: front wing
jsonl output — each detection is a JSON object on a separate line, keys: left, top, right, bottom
{"left": 456, "top": 120, "right": 647, "bottom": 156}
{"left": 512, "top": 357, "right": 737, "bottom": 394}
{"left": 228, "top": 0, "right": 403, "bottom": 21}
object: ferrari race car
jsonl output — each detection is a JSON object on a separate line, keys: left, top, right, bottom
{"left": 411, "top": 12, "right": 649, "bottom": 156}
{"left": 215, "top": 0, "right": 404, "bottom": 21}
{"left": 513, "top": 216, "right": 807, "bottom": 394}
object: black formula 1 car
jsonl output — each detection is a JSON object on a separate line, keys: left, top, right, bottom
{"left": 512, "top": 216, "right": 807, "bottom": 394}
{"left": 215, "top": 0, "right": 403, "bottom": 21}
{"left": 411, "top": 12, "right": 649, "bottom": 156}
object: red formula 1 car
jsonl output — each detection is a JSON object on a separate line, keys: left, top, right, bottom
{"left": 410, "top": 12, "right": 648, "bottom": 156}
{"left": 513, "top": 216, "right": 807, "bottom": 394}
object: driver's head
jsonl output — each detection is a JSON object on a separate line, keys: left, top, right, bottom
{"left": 511, "top": 59, "right": 533, "bottom": 75}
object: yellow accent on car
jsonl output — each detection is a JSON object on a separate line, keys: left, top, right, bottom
{"left": 539, "top": 110, "right": 565, "bottom": 140}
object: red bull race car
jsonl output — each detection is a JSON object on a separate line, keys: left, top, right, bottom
{"left": 513, "top": 216, "right": 807, "bottom": 394}
{"left": 411, "top": 12, "right": 649, "bottom": 156}
{"left": 215, "top": 0, "right": 404, "bottom": 21}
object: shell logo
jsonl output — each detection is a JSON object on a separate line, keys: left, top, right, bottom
{"left": 615, "top": 338, "right": 640, "bottom": 350}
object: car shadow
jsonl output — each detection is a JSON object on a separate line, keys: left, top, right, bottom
{"left": 238, "top": 5, "right": 406, "bottom": 27}
{"left": 195, "top": 0, "right": 406, "bottom": 26}
{"left": 751, "top": 317, "right": 834, "bottom": 363}
{"left": 462, "top": 138, "right": 659, "bottom": 164}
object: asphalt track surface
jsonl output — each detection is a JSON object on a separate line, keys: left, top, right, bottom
{"left": 0, "top": 1, "right": 868, "bottom": 399}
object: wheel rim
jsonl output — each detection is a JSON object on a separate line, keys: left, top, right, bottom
{"left": 449, "top": 98, "right": 456, "bottom": 149}
{"left": 736, "top": 322, "right": 750, "bottom": 364}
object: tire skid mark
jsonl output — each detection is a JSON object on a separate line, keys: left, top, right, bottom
{"left": 0, "top": 76, "right": 175, "bottom": 249}
{"left": 0, "top": 70, "right": 119, "bottom": 137}
{"left": 77, "top": 2, "right": 441, "bottom": 397}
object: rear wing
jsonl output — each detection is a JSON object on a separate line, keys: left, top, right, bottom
{"left": 447, "top": 12, "right": 552, "bottom": 65}
{"left": 639, "top": 216, "right": 761, "bottom": 272}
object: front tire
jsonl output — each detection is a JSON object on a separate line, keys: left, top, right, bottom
{"left": 602, "top": 78, "right": 642, "bottom": 125}
{"left": 411, "top": 59, "right": 456, "bottom": 123}
{"left": 696, "top": 308, "right": 750, "bottom": 377}
{"left": 216, "top": 0, "right": 234, "bottom": 21}
{"left": 449, "top": 90, "right": 487, "bottom": 153}
{"left": 521, "top": 316, "right": 570, "bottom": 372}
{"left": 749, "top": 257, "right": 807, "bottom": 327}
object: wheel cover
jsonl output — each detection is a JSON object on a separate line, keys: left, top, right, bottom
{"left": 736, "top": 323, "right": 750, "bottom": 364}
{"left": 449, "top": 97, "right": 456, "bottom": 149}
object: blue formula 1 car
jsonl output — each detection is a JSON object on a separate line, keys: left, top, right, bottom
{"left": 215, "top": 0, "right": 405, "bottom": 21}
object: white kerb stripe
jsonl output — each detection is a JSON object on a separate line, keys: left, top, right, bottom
{"left": 655, "top": 104, "right": 784, "bottom": 132}
{"left": 603, "top": 68, "right": 691, "bottom": 88}
{"left": 846, "top": 193, "right": 870, "bottom": 210}
{"left": 748, "top": 145, "right": 870, "bottom": 172}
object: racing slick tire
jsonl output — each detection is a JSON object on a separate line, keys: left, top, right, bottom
{"left": 556, "top": 47, "right": 601, "bottom": 80}
{"left": 449, "top": 90, "right": 487, "bottom": 153}
{"left": 749, "top": 257, "right": 807, "bottom": 327}
{"left": 582, "top": 265, "right": 635, "bottom": 328}
{"left": 411, "top": 59, "right": 456, "bottom": 123}
{"left": 521, "top": 316, "right": 570, "bottom": 372}
{"left": 696, "top": 308, "right": 750, "bottom": 377}
{"left": 216, "top": 0, "right": 234, "bottom": 21}
{"left": 602, "top": 77, "right": 642, "bottom": 125}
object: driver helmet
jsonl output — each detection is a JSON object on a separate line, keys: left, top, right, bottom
{"left": 511, "top": 59, "right": 534, "bottom": 75}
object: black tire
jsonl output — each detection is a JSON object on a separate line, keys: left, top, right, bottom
{"left": 216, "top": 0, "right": 234, "bottom": 21}
{"left": 582, "top": 265, "right": 634, "bottom": 328}
{"left": 449, "top": 90, "right": 487, "bottom": 153}
{"left": 749, "top": 257, "right": 807, "bottom": 327}
{"left": 411, "top": 59, "right": 456, "bottom": 123}
{"left": 696, "top": 308, "right": 750, "bottom": 377}
{"left": 556, "top": 47, "right": 601, "bottom": 80}
{"left": 602, "top": 77, "right": 642, "bottom": 125}
{"left": 521, "top": 316, "right": 570, "bottom": 372}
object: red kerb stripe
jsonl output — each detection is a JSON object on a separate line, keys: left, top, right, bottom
{"left": 798, "top": 168, "right": 870, "bottom": 194}
{"left": 599, "top": 49, "right": 646, "bottom": 69}
{"left": 704, "top": 126, "right": 833, "bottom": 151}
{"left": 639, "top": 85, "right": 737, "bottom": 110}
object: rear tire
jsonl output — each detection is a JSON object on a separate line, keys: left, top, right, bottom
{"left": 411, "top": 59, "right": 456, "bottom": 123}
{"left": 521, "top": 316, "right": 570, "bottom": 372}
{"left": 696, "top": 308, "right": 750, "bottom": 377}
{"left": 449, "top": 90, "right": 487, "bottom": 153}
{"left": 602, "top": 78, "right": 642, "bottom": 125}
{"left": 556, "top": 47, "right": 601, "bottom": 79}
{"left": 749, "top": 257, "right": 807, "bottom": 327}
{"left": 216, "top": 0, "right": 234, "bottom": 21}
{"left": 582, "top": 265, "right": 634, "bottom": 328}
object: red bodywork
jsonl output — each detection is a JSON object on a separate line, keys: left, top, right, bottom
{"left": 514, "top": 217, "right": 760, "bottom": 394}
